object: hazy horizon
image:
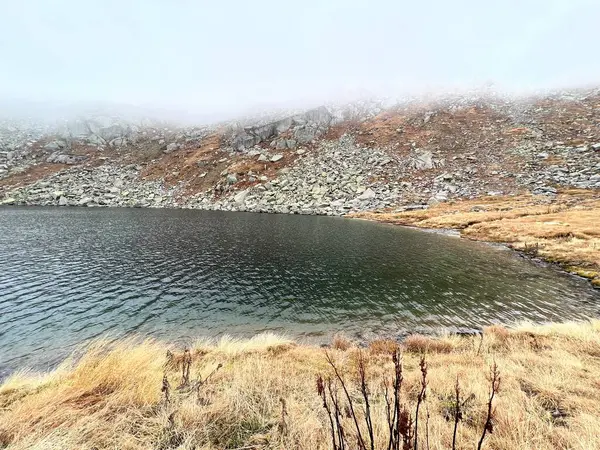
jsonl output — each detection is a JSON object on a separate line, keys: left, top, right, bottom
{"left": 2, "top": 0, "right": 600, "bottom": 121}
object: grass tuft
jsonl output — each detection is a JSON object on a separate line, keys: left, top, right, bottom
{"left": 1, "top": 321, "right": 600, "bottom": 449}
{"left": 403, "top": 334, "right": 456, "bottom": 354}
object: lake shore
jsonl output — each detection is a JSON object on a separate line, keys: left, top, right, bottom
{"left": 2, "top": 90, "right": 600, "bottom": 450}
{"left": 352, "top": 189, "right": 600, "bottom": 289}
{"left": 1, "top": 321, "right": 599, "bottom": 449}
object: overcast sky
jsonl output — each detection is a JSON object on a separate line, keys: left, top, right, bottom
{"left": 1, "top": 0, "right": 599, "bottom": 119}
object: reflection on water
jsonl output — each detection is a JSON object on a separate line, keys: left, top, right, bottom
{"left": 0, "top": 206, "right": 598, "bottom": 376}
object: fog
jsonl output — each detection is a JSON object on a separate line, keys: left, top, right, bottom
{"left": 1, "top": 0, "right": 599, "bottom": 122}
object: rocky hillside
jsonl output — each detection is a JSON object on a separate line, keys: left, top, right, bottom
{"left": 1, "top": 90, "right": 599, "bottom": 214}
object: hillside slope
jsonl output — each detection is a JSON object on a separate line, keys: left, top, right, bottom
{"left": 1, "top": 90, "right": 599, "bottom": 213}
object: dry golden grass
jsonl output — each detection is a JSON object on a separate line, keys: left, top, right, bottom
{"left": 331, "top": 333, "right": 353, "bottom": 351}
{"left": 403, "top": 334, "right": 457, "bottom": 354}
{"left": 368, "top": 338, "right": 400, "bottom": 355}
{"left": 2, "top": 322, "right": 600, "bottom": 449}
{"left": 353, "top": 190, "right": 600, "bottom": 286}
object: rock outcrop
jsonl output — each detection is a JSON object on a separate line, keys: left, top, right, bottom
{"left": 229, "top": 106, "right": 333, "bottom": 152}
{"left": 1, "top": 89, "right": 600, "bottom": 215}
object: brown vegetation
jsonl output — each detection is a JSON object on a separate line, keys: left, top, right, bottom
{"left": 139, "top": 132, "right": 302, "bottom": 198}
{"left": 1, "top": 321, "right": 600, "bottom": 449}
{"left": 0, "top": 163, "right": 69, "bottom": 190}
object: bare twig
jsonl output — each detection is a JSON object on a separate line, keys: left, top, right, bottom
{"left": 357, "top": 351, "right": 375, "bottom": 450}
{"left": 278, "top": 397, "right": 288, "bottom": 437}
{"left": 477, "top": 362, "right": 501, "bottom": 450}
{"left": 425, "top": 406, "right": 431, "bottom": 450}
{"left": 202, "top": 362, "right": 223, "bottom": 384}
{"left": 181, "top": 348, "right": 192, "bottom": 386}
{"left": 329, "top": 380, "right": 347, "bottom": 450}
{"left": 317, "top": 375, "right": 339, "bottom": 450}
{"left": 393, "top": 350, "right": 403, "bottom": 450}
{"left": 476, "top": 333, "right": 484, "bottom": 356}
{"left": 451, "top": 377, "right": 463, "bottom": 450}
{"left": 384, "top": 378, "right": 395, "bottom": 450}
{"left": 161, "top": 373, "right": 170, "bottom": 404}
{"left": 194, "top": 362, "right": 223, "bottom": 402}
{"left": 325, "top": 351, "right": 367, "bottom": 450}
{"left": 399, "top": 406, "right": 414, "bottom": 450}
{"left": 413, "top": 356, "right": 428, "bottom": 450}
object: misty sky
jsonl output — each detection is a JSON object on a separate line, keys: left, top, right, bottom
{"left": 1, "top": 0, "right": 599, "bottom": 117}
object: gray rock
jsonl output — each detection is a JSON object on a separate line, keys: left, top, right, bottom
{"left": 232, "top": 132, "right": 260, "bottom": 151}
{"left": 234, "top": 189, "right": 248, "bottom": 205}
{"left": 44, "top": 140, "right": 66, "bottom": 151}
{"left": 93, "top": 123, "right": 129, "bottom": 142}
{"left": 274, "top": 117, "right": 293, "bottom": 134}
{"left": 294, "top": 127, "right": 317, "bottom": 144}
{"left": 87, "top": 134, "right": 106, "bottom": 146}
{"left": 303, "top": 106, "right": 333, "bottom": 127}
{"left": 46, "top": 153, "right": 85, "bottom": 165}
{"left": 164, "top": 143, "right": 179, "bottom": 154}
{"left": 406, "top": 149, "right": 436, "bottom": 170}
{"left": 109, "top": 137, "right": 127, "bottom": 147}
{"left": 226, "top": 174, "right": 238, "bottom": 184}
{"left": 357, "top": 188, "right": 376, "bottom": 200}
{"left": 428, "top": 191, "right": 448, "bottom": 204}
{"left": 271, "top": 154, "right": 284, "bottom": 162}
{"left": 229, "top": 106, "right": 332, "bottom": 151}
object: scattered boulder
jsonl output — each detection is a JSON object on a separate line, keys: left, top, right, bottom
{"left": 357, "top": 188, "right": 376, "bottom": 201}
{"left": 87, "top": 134, "right": 106, "bottom": 146}
{"left": 46, "top": 153, "right": 86, "bottom": 165}
{"left": 234, "top": 189, "right": 248, "bottom": 205}
{"left": 44, "top": 140, "right": 66, "bottom": 151}
{"left": 405, "top": 149, "right": 438, "bottom": 170}
{"left": 164, "top": 143, "right": 179, "bottom": 154}
{"left": 428, "top": 191, "right": 448, "bottom": 204}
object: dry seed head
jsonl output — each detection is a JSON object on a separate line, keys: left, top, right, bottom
{"left": 316, "top": 375, "right": 325, "bottom": 397}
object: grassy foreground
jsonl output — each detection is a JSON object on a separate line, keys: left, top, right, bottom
{"left": 1, "top": 321, "right": 600, "bottom": 449}
{"left": 353, "top": 189, "right": 600, "bottom": 287}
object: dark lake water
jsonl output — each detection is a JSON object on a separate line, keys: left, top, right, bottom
{"left": 1, "top": 207, "right": 598, "bottom": 377}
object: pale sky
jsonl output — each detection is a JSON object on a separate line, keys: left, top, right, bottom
{"left": 1, "top": 0, "right": 599, "bottom": 119}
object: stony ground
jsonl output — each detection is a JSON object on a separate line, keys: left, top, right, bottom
{"left": 1, "top": 89, "right": 599, "bottom": 215}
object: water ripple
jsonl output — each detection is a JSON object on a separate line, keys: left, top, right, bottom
{"left": 1, "top": 206, "right": 599, "bottom": 377}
